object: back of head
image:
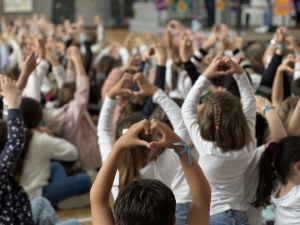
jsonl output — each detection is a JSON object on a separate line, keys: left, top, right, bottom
{"left": 114, "top": 179, "right": 176, "bottom": 225}
{"left": 116, "top": 114, "right": 153, "bottom": 190}
{"left": 98, "top": 55, "right": 120, "bottom": 76}
{"left": 292, "top": 78, "right": 300, "bottom": 97}
{"left": 15, "top": 98, "right": 43, "bottom": 181}
{"left": 199, "top": 92, "right": 250, "bottom": 151}
{"left": 253, "top": 136, "right": 300, "bottom": 208}
{"left": 55, "top": 82, "right": 76, "bottom": 108}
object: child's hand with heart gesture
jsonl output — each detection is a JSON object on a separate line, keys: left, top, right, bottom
{"left": 149, "top": 119, "right": 184, "bottom": 151}
{"left": 203, "top": 56, "right": 244, "bottom": 80}
{"left": 108, "top": 73, "right": 133, "bottom": 99}
{"left": 115, "top": 119, "right": 151, "bottom": 150}
{"left": 133, "top": 73, "right": 158, "bottom": 97}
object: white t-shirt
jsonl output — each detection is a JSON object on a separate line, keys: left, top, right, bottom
{"left": 182, "top": 73, "right": 257, "bottom": 215}
{"left": 98, "top": 89, "right": 191, "bottom": 203}
{"left": 271, "top": 185, "right": 300, "bottom": 225}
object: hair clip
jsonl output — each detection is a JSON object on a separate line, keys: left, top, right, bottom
{"left": 173, "top": 142, "right": 192, "bottom": 165}
{"left": 266, "top": 142, "right": 280, "bottom": 160}
{"left": 215, "top": 126, "right": 220, "bottom": 130}
{"left": 122, "top": 129, "right": 128, "bottom": 135}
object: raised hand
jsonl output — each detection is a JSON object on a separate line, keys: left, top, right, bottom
{"left": 149, "top": 119, "right": 183, "bottom": 149}
{"left": 66, "top": 46, "right": 81, "bottom": 62}
{"left": 115, "top": 119, "right": 151, "bottom": 149}
{"left": 120, "top": 56, "right": 140, "bottom": 72}
{"left": 205, "top": 24, "right": 219, "bottom": 50}
{"left": 179, "top": 32, "right": 192, "bottom": 62}
{"left": 278, "top": 54, "right": 295, "bottom": 73}
{"left": 108, "top": 73, "right": 133, "bottom": 99}
{"left": 132, "top": 73, "right": 158, "bottom": 97}
{"left": 153, "top": 43, "right": 166, "bottom": 66}
{"left": 0, "top": 75, "right": 18, "bottom": 109}
{"left": 17, "top": 52, "right": 39, "bottom": 89}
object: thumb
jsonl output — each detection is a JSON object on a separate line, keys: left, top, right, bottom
{"left": 133, "top": 91, "right": 144, "bottom": 97}
{"left": 120, "top": 88, "right": 132, "bottom": 95}
{"left": 150, "top": 141, "right": 163, "bottom": 149}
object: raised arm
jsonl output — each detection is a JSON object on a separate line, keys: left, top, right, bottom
{"left": 149, "top": 120, "right": 211, "bottom": 225}
{"left": 46, "top": 48, "right": 66, "bottom": 88}
{"left": 0, "top": 43, "right": 9, "bottom": 72}
{"left": 0, "top": 76, "right": 25, "bottom": 177}
{"left": 287, "top": 99, "right": 300, "bottom": 136}
{"left": 255, "top": 96, "right": 287, "bottom": 145}
{"left": 271, "top": 54, "right": 294, "bottom": 110}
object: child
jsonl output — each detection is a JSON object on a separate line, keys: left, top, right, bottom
{"left": 91, "top": 119, "right": 211, "bottom": 225}
{"left": 182, "top": 56, "right": 256, "bottom": 224}
{"left": 0, "top": 75, "right": 80, "bottom": 225}
{"left": 98, "top": 73, "right": 184, "bottom": 198}
{"left": 253, "top": 136, "right": 300, "bottom": 224}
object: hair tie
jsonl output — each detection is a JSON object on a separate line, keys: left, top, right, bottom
{"left": 266, "top": 142, "right": 280, "bottom": 160}
{"left": 215, "top": 126, "right": 220, "bottom": 130}
{"left": 173, "top": 142, "right": 192, "bottom": 165}
{"left": 122, "top": 129, "right": 128, "bottom": 135}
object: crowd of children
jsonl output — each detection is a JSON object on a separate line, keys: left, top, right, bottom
{"left": 0, "top": 13, "right": 300, "bottom": 225}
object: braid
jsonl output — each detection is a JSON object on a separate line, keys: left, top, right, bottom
{"left": 209, "top": 97, "right": 221, "bottom": 130}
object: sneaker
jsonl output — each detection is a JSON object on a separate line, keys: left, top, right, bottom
{"left": 254, "top": 25, "right": 269, "bottom": 34}
{"left": 57, "top": 193, "right": 90, "bottom": 210}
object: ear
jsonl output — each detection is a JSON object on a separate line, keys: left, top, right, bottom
{"left": 293, "top": 161, "right": 300, "bottom": 176}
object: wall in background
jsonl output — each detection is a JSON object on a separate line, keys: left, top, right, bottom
{"left": 0, "top": 0, "right": 107, "bottom": 25}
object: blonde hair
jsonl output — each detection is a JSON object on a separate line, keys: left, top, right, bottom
{"left": 199, "top": 92, "right": 251, "bottom": 152}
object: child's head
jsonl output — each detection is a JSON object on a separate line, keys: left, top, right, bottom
{"left": 253, "top": 136, "right": 300, "bottom": 208}
{"left": 98, "top": 55, "right": 120, "bottom": 76}
{"left": 114, "top": 179, "right": 176, "bottom": 225}
{"left": 292, "top": 78, "right": 300, "bottom": 97}
{"left": 199, "top": 92, "right": 250, "bottom": 151}
{"left": 116, "top": 114, "right": 153, "bottom": 190}
{"left": 13, "top": 98, "right": 43, "bottom": 181}
{"left": 55, "top": 82, "right": 76, "bottom": 108}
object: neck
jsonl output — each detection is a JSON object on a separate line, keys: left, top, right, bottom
{"left": 278, "top": 177, "right": 300, "bottom": 198}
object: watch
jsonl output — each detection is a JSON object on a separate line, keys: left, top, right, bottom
{"left": 270, "top": 39, "right": 276, "bottom": 47}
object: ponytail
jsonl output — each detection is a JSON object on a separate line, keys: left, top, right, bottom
{"left": 252, "top": 143, "right": 279, "bottom": 208}
{"left": 13, "top": 129, "right": 33, "bottom": 182}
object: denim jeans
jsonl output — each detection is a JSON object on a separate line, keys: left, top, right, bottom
{"left": 43, "top": 162, "right": 91, "bottom": 206}
{"left": 263, "top": 0, "right": 273, "bottom": 26}
{"left": 175, "top": 203, "right": 191, "bottom": 225}
{"left": 209, "top": 210, "right": 250, "bottom": 225}
{"left": 205, "top": 0, "right": 215, "bottom": 26}
{"left": 31, "top": 197, "right": 81, "bottom": 225}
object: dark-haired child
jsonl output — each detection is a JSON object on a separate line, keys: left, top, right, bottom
{"left": 92, "top": 119, "right": 211, "bottom": 225}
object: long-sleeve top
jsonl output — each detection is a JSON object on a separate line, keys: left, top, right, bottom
{"left": 182, "top": 72, "right": 256, "bottom": 215}
{"left": 0, "top": 109, "right": 34, "bottom": 224}
{"left": 140, "top": 65, "right": 166, "bottom": 117}
{"left": 19, "top": 130, "right": 78, "bottom": 199}
{"left": 0, "top": 44, "right": 9, "bottom": 73}
{"left": 7, "top": 39, "right": 21, "bottom": 71}
{"left": 22, "top": 59, "right": 50, "bottom": 102}
{"left": 43, "top": 76, "right": 102, "bottom": 169}
{"left": 97, "top": 89, "right": 186, "bottom": 201}
{"left": 166, "top": 59, "right": 192, "bottom": 99}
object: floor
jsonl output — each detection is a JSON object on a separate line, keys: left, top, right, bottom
{"left": 56, "top": 206, "right": 92, "bottom": 225}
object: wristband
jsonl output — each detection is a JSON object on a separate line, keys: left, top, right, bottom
{"left": 277, "top": 44, "right": 286, "bottom": 51}
{"left": 262, "top": 105, "right": 275, "bottom": 116}
{"left": 173, "top": 142, "right": 192, "bottom": 165}
{"left": 270, "top": 39, "right": 276, "bottom": 47}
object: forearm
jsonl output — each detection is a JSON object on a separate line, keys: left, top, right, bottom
{"left": 260, "top": 53, "right": 283, "bottom": 88}
{"left": 271, "top": 69, "right": 284, "bottom": 110}
{"left": 287, "top": 100, "right": 300, "bottom": 136}
{"left": 91, "top": 145, "right": 121, "bottom": 225}
{"left": 265, "top": 110, "right": 287, "bottom": 143}
{"left": 74, "top": 59, "right": 86, "bottom": 76}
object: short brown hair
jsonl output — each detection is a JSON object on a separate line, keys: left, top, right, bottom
{"left": 199, "top": 92, "right": 251, "bottom": 152}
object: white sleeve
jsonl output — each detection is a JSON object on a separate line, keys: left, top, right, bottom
{"left": 153, "top": 89, "right": 190, "bottom": 143}
{"left": 44, "top": 134, "right": 79, "bottom": 161}
{"left": 7, "top": 39, "right": 20, "bottom": 71}
{"left": 52, "top": 65, "right": 66, "bottom": 89}
{"left": 165, "top": 59, "right": 174, "bottom": 90}
{"left": 181, "top": 76, "right": 210, "bottom": 157}
{"left": 294, "top": 62, "right": 300, "bottom": 81}
{"left": 97, "top": 96, "right": 118, "bottom": 162}
{"left": 97, "top": 25, "right": 104, "bottom": 43}
{"left": 233, "top": 72, "right": 256, "bottom": 139}
{"left": 119, "top": 47, "right": 130, "bottom": 66}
